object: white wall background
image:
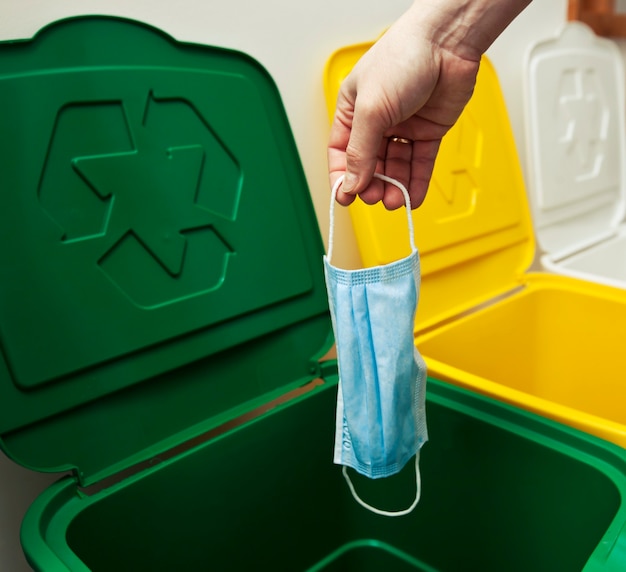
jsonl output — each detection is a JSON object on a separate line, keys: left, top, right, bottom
{"left": 0, "top": 1, "right": 568, "bottom": 570}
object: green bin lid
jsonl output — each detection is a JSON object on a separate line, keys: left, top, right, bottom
{"left": 0, "top": 16, "right": 332, "bottom": 486}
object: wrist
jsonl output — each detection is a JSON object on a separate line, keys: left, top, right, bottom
{"left": 403, "top": 0, "right": 531, "bottom": 61}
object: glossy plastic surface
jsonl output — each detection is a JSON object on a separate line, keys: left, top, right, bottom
{"left": 524, "top": 22, "right": 626, "bottom": 288}
{"left": 418, "top": 273, "right": 626, "bottom": 446}
{"left": 0, "top": 16, "right": 331, "bottom": 485}
{"left": 12, "top": 19, "right": 626, "bottom": 572}
{"left": 20, "top": 379, "right": 626, "bottom": 571}
{"left": 324, "top": 42, "right": 626, "bottom": 450}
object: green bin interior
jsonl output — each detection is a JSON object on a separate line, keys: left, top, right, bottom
{"left": 23, "top": 378, "right": 626, "bottom": 572}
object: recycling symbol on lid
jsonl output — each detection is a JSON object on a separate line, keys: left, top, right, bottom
{"left": 558, "top": 67, "right": 606, "bottom": 179}
{"left": 430, "top": 108, "right": 480, "bottom": 223}
{"left": 38, "top": 91, "right": 239, "bottom": 308}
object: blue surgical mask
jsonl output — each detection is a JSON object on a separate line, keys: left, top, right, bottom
{"left": 323, "top": 173, "right": 428, "bottom": 517}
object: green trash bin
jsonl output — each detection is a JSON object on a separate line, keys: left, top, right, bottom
{"left": 2, "top": 16, "right": 626, "bottom": 572}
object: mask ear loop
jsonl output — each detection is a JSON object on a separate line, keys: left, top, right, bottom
{"left": 342, "top": 454, "right": 421, "bottom": 517}
{"left": 326, "top": 173, "right": 416, "bottom": 264}
{"left": 327, "top": 173, "right": 422, "bottom": 517}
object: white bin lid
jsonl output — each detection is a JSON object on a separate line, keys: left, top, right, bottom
{"left": 523, "top": 22, "right": 626, "bottom": 260}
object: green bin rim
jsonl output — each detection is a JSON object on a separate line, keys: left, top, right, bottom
{"left": 18, "top": 377, "right": 626, "bottom": 571}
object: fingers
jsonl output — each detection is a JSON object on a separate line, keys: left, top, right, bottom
{"left": 408, "top": 138, "right": 441, "bottom": 210}
{"left": 373, "top": 136, "right": 433, "bottom": 211}
{"left": 383, "top": 136, "right": 414, "bottom": 209}
{"left": 330, "top": 130, "right": 438, "bottom": 211}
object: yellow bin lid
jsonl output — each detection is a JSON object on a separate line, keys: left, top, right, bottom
{"left": 324, "top": 45, "right": 535, "bottom": 332}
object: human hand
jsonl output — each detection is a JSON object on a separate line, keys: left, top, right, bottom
{"left": 327, "top": 0, "right": 529, "bottom": 210}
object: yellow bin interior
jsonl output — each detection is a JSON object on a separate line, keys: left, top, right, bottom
{"left": 324, "top": 43, "right": 626, "bottom": 447}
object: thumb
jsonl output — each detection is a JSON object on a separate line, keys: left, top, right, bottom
{"left": 342, "top": 100, "right": 386, "bottom": 195}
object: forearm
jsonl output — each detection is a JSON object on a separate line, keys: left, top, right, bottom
{"left": 401, "top": 0, "right": 532, "bottom": 61}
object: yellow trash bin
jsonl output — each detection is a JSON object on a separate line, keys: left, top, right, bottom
{"left": 324, "top": 44, "right": 626, "bottom": 448}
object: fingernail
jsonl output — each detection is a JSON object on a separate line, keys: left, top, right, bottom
{"left": 342, "top": 172, "right": 357, "bottom": 194}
